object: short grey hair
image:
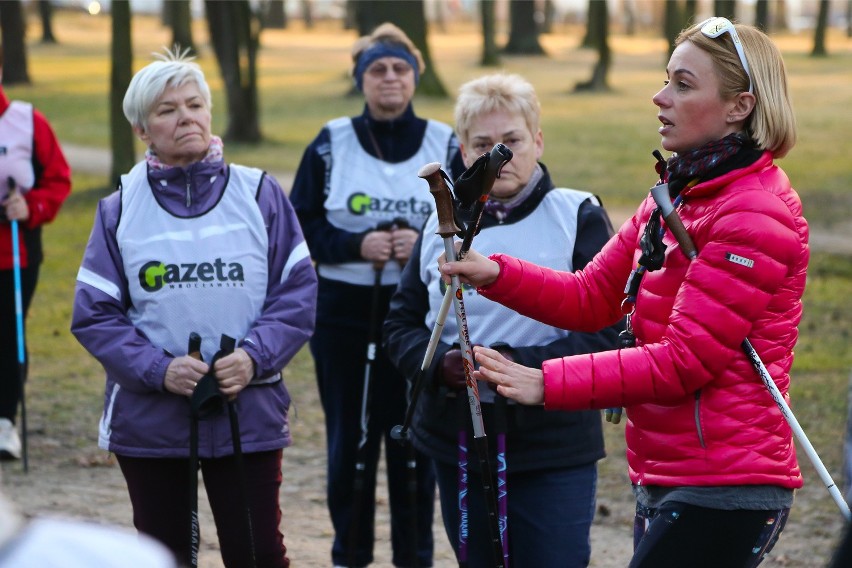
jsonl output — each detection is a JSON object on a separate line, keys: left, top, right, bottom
{"left": 122, "top": 46, "right": 212, "bottom": 131}
{"left": 454, "top": 73, "right": 541, "bottom": 147}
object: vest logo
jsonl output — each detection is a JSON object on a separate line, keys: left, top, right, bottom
{"left": 138, "top": 259, "right": 245, "bottom": 292}
{"left": 347, "top": 191, "right": 433, "bottom": 217}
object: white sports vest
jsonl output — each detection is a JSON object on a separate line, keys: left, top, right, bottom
{"left": 0, "top": 101, "right": 35, "bottom": 200}
{"left": 117, "top": 162, "right": 268, "bottom": 362}
{"left": 419, "top": 188, "right": 596, "bottom": 401}
{"left": 318, "top": 117, "right": 454, "bottom": 286}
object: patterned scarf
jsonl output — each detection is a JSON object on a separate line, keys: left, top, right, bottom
{"left": 145, "top": 135, "right": 224, "bottom": 170}
{"left": 664, "top": 133, "right": 748, "bottom": 193}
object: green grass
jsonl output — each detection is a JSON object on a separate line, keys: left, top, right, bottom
{"left": 8, "top": 10, "right": 852, "bottom": 543}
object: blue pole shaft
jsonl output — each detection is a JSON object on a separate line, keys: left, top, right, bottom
{"left": 10, "top": 219, "right": 28, "bottom": 472}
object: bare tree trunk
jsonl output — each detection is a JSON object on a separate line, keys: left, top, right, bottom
{"left": 581, "top": 0, "right": 599, "bottom": 48}
{"left": 39, "top": 0, "right": 57, "bottom": 44}
{"left": 166, "top": 0, "right": 196, "bottom": 55}
{"left": 663, "top": 0, "right": 684, "bottom": 59}
{"left": 684, "top": 0, "right": 697, "bottom": 26}
{"left": 0, "top": 0, "right": 30, "bottom": 85}
{"left": 811, "top": 0, "right": 829, "bottom": 56}
{"left": 575, "top": 0, "right": 610, "bottom": 92}
{"left": 504, "top": 0, "right": 545, "bottom": 55}
{"left": 713, "top": 0, "right": 737, "bottom": 21}
{"left": 480, "top": 0, "right": 500, "bottom": 66}
{"left": 755, "top": 0, "right": 770, "bottom": 31}
{"left": 110, "top": 0, "right": 136, "bottom": 185}
{"left": 350, "top": 0, "right": 447, "bottom": 97}
{"left": 260, "top": 0, "right": 287, "bottom": 29}
{"left": 205, "top": 0, "right": 263, "bottom": 142}
{"left": 774, "top": 0, "right": 789, "bottom": 32}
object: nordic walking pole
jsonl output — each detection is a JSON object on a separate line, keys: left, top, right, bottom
{"left": 650, "top": 181, "right": 852, "bottom": 521}
{"left": 8, "top": 177, "right": 28, "bottom": 473}
{"left": 391, "top": 144, "right": 513, "bottom": 443}
{"left": 348, "top": 257, "right": 386, "bottom": 566}
{"left": 419, "top": 162, "right": 505, "bottom": 568}
{"left": 457, "top": 395, "right": 470, "bottom": 567}
{"left": 219, "top": 334, "right": 257, "bottom": 568}
{"left": 187, "top": 332, "right": 203, "bottom": 568}
{"left": 494, "top": 393, "right": 509, "bottom": 567}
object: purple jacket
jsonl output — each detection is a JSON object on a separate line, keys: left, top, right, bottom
{"left": 71, "top": 159, "right": 317, "bottom": 458}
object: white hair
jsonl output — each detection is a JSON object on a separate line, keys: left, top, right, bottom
{"left": 122, "top": 46, "right": 212, "bottom": 131}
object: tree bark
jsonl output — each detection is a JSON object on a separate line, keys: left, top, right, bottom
{"left": 165, "top": 0, "right": 196, "bottom": 55}
{"left": 0, "top": 0, "right": 30, "bottom": 85}
{"left": 713, "top": 0, "right": 737, "bottom": 21}
{"left": 260, "top": 0, "right": 287, "bottom": 29}
{"left": 663, "top": 0, "right": 683, "bottom": 59}
{"left": 39, "top": 0, "right": 57, "bottom": 44}
{"left": 755, "top": 0, "right": 770, "bottom": 31}
{"left": 504, "top": 0, "right": 545, "bottom": 55}
{"left": 205, "top": 0, "right": 263, "bottom": 142}
{"left": 811, "top": 0, "right": 829, "bottom": 56}
{"left": 480, "top": 0, "right": 500, "bottom": 67}
{"left": 351, "top": 0, "right": 447, "bottom": 97}
{"left": 575, "top": 0, "right": 610, "bottom": 92}
{"left": 110, "top": 0, "right": 136, "bottom": 185}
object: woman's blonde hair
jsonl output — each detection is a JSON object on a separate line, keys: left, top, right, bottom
{"left": 122, "top": 45, "right": 211, "bottom": 131}
{"left": 454, "top": 73, "right": 541, "bottom": 147}
{"left": 678, "top": 21, "right": 796, "bottom": 157}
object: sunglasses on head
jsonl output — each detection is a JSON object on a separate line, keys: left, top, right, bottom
{"left": 699, "top": 17, "right": 753, "bottom": 94}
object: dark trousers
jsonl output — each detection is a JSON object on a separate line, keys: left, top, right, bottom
{"left": 0, "top": 265, "right": 38, "bottom": 422}
{"left": 311, "top": 324, "right": 436, "bottom": 567}
{"left": 117, "top": 450, "right": 288, "bottom": 568}
{"left": 435, "top": 458, "right": 597, "bottom": 568}
{"left": 630, "top": 501, "right": 789, "bottom": 567}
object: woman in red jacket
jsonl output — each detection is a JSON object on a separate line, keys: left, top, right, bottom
{"left": 441, "top": 18, "right": 805, "bottom": 568}
{"left": 0, "top": 47, "right": 71, "bottom": 460}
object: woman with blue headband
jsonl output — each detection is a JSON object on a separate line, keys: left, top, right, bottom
{"left": 290, "top": 22, "right": 464, "bottom": 568}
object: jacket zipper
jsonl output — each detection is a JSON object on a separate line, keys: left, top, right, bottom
{"left": 694, "top": 389, "right": 706, "bottom": 448}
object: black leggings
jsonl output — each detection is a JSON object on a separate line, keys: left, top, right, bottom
{"left": 630, "top": 501, "right": 789, "bottom": 568}
{"left": 0, "top": 265, "right": 38, "bottom": 422}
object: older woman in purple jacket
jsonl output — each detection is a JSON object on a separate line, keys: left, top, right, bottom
{"left": 71, "top": 48, "right": 317, "bottom": 568}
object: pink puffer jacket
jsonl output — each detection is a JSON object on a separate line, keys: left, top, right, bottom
{"left": 481, "top": 151, "right": 807, "bottom": 488}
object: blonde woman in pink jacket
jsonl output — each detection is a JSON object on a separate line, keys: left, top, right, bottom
{"left": 440, "top": 18, "right": 805, "bottom": 568}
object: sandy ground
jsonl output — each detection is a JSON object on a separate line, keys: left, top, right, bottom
{"left": 0, "top": 144, "right": 847, "bottom": 567}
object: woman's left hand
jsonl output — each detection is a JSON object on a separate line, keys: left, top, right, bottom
{"left": 472, "top": 346, "right": 545, "bottom": 405}
{"left": 213, "top": 348, "right": 256, "bottom": 399}
{"left": 390, "top": 227, "right": 419, "bottom": 265}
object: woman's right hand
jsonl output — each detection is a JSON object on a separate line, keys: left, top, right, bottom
{"left": 360, "top": 230, "right": 394, "bottom": 264}
{"left": 164, "top": 356, "right": 210, "bottom": 396}
{"left": 438, "top": 246, "right": 501, "bottom": 288}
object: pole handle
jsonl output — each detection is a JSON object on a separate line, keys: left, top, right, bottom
{"left": 418, "top": 162, "right": 459, "bottom": 238}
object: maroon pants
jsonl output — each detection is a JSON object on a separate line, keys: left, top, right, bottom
{"left": 117, "top": 450, "right": 288, "bottom": 568}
